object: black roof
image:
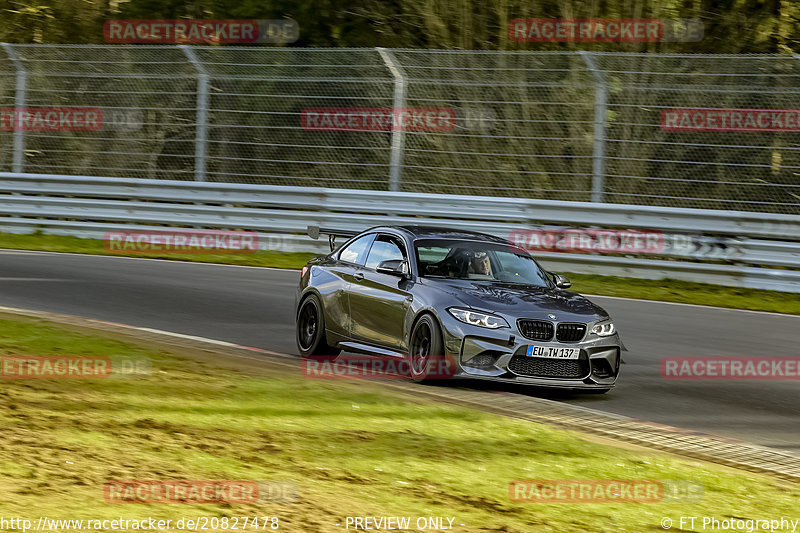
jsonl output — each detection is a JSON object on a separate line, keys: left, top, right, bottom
{"left": 376, "top": 225, "right": 509, "bottom": 244}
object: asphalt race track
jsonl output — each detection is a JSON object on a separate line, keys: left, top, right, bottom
{"left": 1, "top": 250, "right": 799, "bottom": 453}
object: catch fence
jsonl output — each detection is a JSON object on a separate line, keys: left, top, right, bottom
{"left": 0, "top": 46, "right": 799, "bottom": 214}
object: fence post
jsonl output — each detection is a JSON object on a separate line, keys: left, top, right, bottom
{"left": 1, "top": 43, "right": 27, "bottom": 174}
{"left": 579, "top": 51, "right": 607, "bottom": 203}
{"left": 376, "top": 47, "right": 407, "bottom": 192}
{"left": 179, "top": 45, "right": 209, "bottom": 182}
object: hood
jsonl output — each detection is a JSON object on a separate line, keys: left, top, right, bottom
{"left": 429, "top": 279, "right": 609, "bottom": 321}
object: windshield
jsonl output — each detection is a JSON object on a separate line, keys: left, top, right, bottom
{"left": 415, "top": 239, "right": 551, "bottom": 287}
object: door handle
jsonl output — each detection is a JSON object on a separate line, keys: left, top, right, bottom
{"left": 353, "top": 272, "right": 364, "bottom": 281}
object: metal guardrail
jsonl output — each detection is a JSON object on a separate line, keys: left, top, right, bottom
{"left": 1, "top": 172, "right": 799, "bottom": 292}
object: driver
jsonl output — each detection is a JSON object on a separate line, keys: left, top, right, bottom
{"left": 468, "top": 251, "right": 493, "bottom": 279}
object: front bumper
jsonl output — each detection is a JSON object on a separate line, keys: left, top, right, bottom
{"left": 439, "top": 312, "right": 621, "bottom": 390}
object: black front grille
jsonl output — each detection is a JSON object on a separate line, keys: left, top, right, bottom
{"left": 508, "top": 354, "right": 588, "bottom": 379}
{"left": 556, "top": 323, "right": 587, "bottom": 343}
{"left": 517, "top": 320, "right": 554, "bottom": 341}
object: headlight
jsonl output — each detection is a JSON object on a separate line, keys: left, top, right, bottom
{"left": 591, "top": 321, "right": 615, "bottom": 336}
{"left": 448, "top": 308, "right": 509, "bottom": 329}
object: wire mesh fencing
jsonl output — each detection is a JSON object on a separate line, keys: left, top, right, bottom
{"left": 0, "top": 45, "right": 798, "bottom": 214}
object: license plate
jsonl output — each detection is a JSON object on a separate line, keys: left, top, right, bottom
{"left": 526, "top": 345, "right": 580, "bottom": 359}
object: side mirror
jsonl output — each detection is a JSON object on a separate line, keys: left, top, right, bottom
{"left": 550, "top": 272, "right": 571, "bottom": 289}
{"left": 377, "top": 259, "right": 410, "bottom": 278}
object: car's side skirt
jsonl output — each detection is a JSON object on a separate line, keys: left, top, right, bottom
{"left": 335, "top": 339, "right": 406, "bottom": 359}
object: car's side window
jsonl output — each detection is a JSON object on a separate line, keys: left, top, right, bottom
{"left": 365, "top": 235, "right": 407, "bottom": 270}
{"left": 338, "top": 234, "right": 374, "bottom": 265}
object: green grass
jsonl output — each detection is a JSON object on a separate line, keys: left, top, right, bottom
{"left": 1, "top": 231, "right": 798, "bottom": 315}
{"left": 0, "top": 231, "right": 315, "bottom": 269}
{"left": 567, "top": 273, "right": 800, "bottom": 315}
{"left": 1, "top": 316, "right": 799, "bottom": 532}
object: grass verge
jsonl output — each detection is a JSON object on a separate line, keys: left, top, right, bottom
{"left": 0, "top": 232, "right": 312, "bottom": 269}
{"left": 567, "top": 273, "right": 800, "bottom": 315}
{"left": 0, "top": 315, "right": 799, "bottom": 532}
{"left": 1, "top": 231, "right": 798, "bottom": 315}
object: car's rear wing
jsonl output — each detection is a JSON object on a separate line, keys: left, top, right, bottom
{"left": 307, "top": 225, "right": 358, "bottom": 251}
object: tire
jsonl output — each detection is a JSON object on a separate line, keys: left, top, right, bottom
{"left": 296, "top": 294, "right": 341, "bottom": 358}
{"left": 407, "top": 314, "right": 447, "bottom": 383}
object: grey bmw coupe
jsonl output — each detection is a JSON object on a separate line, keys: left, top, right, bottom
{"left": 295, "top": 225, "right": 622, "bottom": 393}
